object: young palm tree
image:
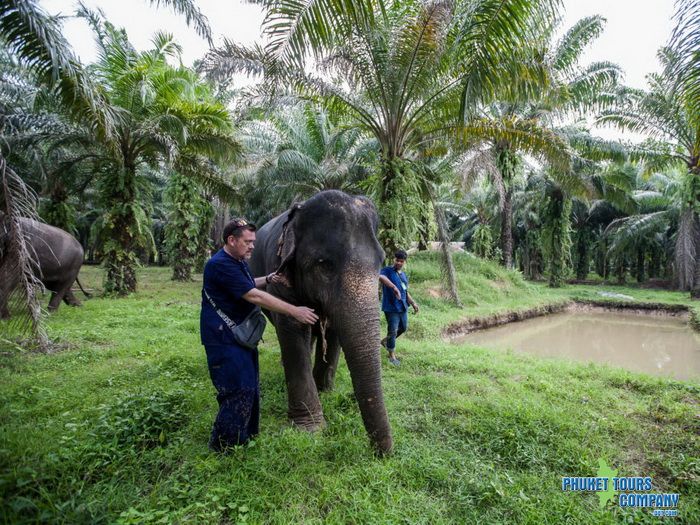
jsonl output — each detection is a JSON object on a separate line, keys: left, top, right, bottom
{"left": 238, "top": 103, "right": 371, "bottom": 223}
{"left": 79, "top": 16, "right": 238, "bottom": 294}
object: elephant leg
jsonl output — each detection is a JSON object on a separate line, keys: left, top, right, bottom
{"left": 313, "top": 328, "right": 341, "bottom": 392}
{"left": 47, "top": 280, "right": 72, "bottom": 311}
{"left": 0, "top": 272, "right": 19, "bottom": 319}
{"left": 62, "top": 289, "right": 81, "bottom": 307}
{"left": 0, "top": 297, "right": 9, "bottom": 319}
{"left": 275, "top": 315, "right": 325, "bottom": 431}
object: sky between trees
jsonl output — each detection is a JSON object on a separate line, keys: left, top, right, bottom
{"left": 41, "top": 0, "right": 676, "bottom": 140}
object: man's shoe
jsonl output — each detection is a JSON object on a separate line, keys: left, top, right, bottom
{"left": 388, "top": 356, "right": 401, "bottom": 366}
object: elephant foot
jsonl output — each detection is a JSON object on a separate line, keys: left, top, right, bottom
{"left": 373, "top": 435, "right": 394, "bottom": 457}
{"left": 314, "top": 377, "right": 335, "bottom": 392}
{"left": 290, "top": 414, "right": 326, "bottom": 432}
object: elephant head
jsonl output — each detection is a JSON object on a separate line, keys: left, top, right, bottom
{"left": 265, "top": 190, "right": 393, "bottom": 454}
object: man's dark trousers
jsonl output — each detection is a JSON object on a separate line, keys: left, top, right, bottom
{"left": 204, "top": 342, "right": 259, "bottom": 449}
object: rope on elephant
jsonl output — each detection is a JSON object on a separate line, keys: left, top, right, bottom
{"left": 319, "top": 316, "right": 328, "bottom": 363}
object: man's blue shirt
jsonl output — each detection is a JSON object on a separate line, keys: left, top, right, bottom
{"left": 380, "top": 265, "right": 409, "bottom": 313}
{"left": 200, "top": 248, "right": 256, "bottom": 345}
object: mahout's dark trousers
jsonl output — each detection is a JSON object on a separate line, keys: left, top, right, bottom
{"left": 204, "top": 343, "right": 259, "bottom": 450}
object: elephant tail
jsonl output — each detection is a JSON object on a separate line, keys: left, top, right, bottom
{"left": 75, "top": 277, "right": 92, "bottom": 298}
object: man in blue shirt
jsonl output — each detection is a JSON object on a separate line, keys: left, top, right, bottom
{"left": 379, "top": 250, "right": 419, "bottom": 365}
{"left": 201, "top": 218, "right": 318, "bottom": 452}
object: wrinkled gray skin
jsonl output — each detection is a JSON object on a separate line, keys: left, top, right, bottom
{"left": 250, "top": 190, "right": 393, "bottom": 454}
{"left": 0, "top": 219, "right": 85, "bottom": 318}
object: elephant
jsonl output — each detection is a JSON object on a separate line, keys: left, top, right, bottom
{"left": 0, "top": 218, "right": 88, "bottom": 319}
{"left": 250, "top": 190, "right": 393, "bottom": 454}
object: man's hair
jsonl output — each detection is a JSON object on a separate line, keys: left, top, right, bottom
{"left": 394, "top": 249, "right": 408, "bottom": 260}
{"left": 223, "top": 218, "right": 256, "bottom": 243}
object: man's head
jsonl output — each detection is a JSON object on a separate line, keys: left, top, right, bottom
{"left": 393, "top": 249, "right": 407, "bottom": 271}
{"left": 223, "top": 218, "right": 257, "bottom": 260}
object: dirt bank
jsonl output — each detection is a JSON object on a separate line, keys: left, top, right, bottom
{"left": 443, "top": 300, "right": 691, "bottom": 339}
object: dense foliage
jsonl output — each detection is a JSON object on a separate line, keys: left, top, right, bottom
{"left": 1, "top": 0, "right": 699, "bottom": 328}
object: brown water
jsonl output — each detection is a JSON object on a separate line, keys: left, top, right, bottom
{"left": 455, "top": 311, "right": 700, "bottom": 381}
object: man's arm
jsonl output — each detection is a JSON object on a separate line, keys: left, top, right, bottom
{"left": 406, "top": 291, "right": 420, "bottom": 314}
{"left": 243, "top": 288, "right": 318, "bottom": 324}
{"left": 254, "top": 272, "right": 290, "bottom": 288}
{"left": 379, "top": 275, "right": 401, "bottom": 300}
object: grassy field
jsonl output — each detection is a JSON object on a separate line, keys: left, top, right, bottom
{"left": 1, "top": 253, "right": 698, "bottom": 524}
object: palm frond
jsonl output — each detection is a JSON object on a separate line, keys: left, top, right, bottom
{"left": 0, "top": 152, "right": 49, "bottom": 350}
{"left": 146, "top": 0, "right": 212, "bottom": 44}
{"left": 668, "top": 0, "right": 700, "bottom": 125}
{"left": 250, "top": 0, "right": 378, "bottom": 65}
{"left": 605, "top": 210, "right": 670, "bottom": 255}
{"left": 453, "top": 116, "right": 572, "bottom": 172}
{"left": 553, "top": 15, "right": 605, "bottom": 74}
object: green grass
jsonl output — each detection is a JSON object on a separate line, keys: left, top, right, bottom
{"left": 1, "top": 254, "right": 698, "bottom": 524}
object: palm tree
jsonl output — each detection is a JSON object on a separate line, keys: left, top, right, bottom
{"left": 0, "top": 0, "right": 215, "bottom": 343}
{"left": 599, "top": 45, "right": 700, "bottom": 296}
{"left": 0, "top": 0, "right": 105, "bottom": 347}
{"left": 237, "top": 103, "right": 372, "bottom": 224}
{"left": 203, "top": 0, "right": 569, "bottom": 257}
{"left": 462, "top": 15, "right": 621, "bottom": 268}
{"left": 603, "top": 168, "right": 684, "bottom": 285}
{"left": 77, "top": 14, "right": 238, "bottom": 294}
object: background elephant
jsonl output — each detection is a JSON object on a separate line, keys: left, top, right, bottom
{"left": 0, "top": 218, "right": 87, "bottom": 318}
{"left": 250, "top": 190, "right": 393, "bottom": 454}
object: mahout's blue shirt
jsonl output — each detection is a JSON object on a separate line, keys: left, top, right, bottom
{"left": 380, "top": 265, "right": 409, "bottom": 313}
{"left": 200, "top": 248, "right": 256, "bottom": 345}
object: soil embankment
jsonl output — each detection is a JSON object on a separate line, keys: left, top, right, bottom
{"left": 443, "top": 300, "right": 692, "bottom": 338}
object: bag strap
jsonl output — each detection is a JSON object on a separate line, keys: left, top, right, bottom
{"left": 204, "top": 289, "right": 237, "bottom": 331}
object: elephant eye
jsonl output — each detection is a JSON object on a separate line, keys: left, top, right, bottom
{"left": 316, "top": 258, "right": 334, "bottom": 271}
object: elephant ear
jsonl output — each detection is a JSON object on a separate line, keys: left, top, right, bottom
{"left": 275, "top": 202, "right": 303, "bottom": 276}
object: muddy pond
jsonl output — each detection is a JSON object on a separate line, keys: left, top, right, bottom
{"left": 455, "top": 310, "right": 700, "bottom": 381}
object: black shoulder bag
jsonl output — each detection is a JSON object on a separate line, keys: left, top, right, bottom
{"left": 204, "top": 290, "right": 267, "bottom": 350}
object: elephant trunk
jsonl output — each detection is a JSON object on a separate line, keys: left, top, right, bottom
{"left": 337, "top": 271, "right": 393, "bottom": 455}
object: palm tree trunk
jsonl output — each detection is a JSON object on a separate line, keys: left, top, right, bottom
{"left": 692, "top": 217, "right": 700, "bottom": 299}
{"left": 675, "top": 208, "right": 698, "bottom": 290}
{"left": 165, "top": 172, "right": 200, "bottom": 282}
{"left": 575, "top": 230, "right": 590, "bottom": 280}
{"left": 636, "top": 247, "right": 645, "bottom": 283}
{"left": 500, "top": 188, "right": 513, "bottom": 268}
{"left": 546, "top": 195, "right": 571, "bottom": 288}
{"left": 211, "top": 198, "right": 229, "bottom": 251}
{"left": 378, "top": 159, "right": 401, "bottom": 258}
{"left": 102, "top": 167, "right": 140, "bottom": 295}
{"left": 495, "top": 147, "right": 519, "bottom": 269}
{"left": 433, "top": 199, "right": 462, "bottom": 307}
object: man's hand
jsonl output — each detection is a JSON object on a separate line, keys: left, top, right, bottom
{"left": 392, "top": 286, "right": 401, "bottom": 300}
{"left": 292, "top": 306, "right": 318, "bottom": 324}
{"left": 411, "top": 302, "right": 420, "bottom": 314}
{"left": 270, "top": 273, "right": 290, "bottom": 286}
